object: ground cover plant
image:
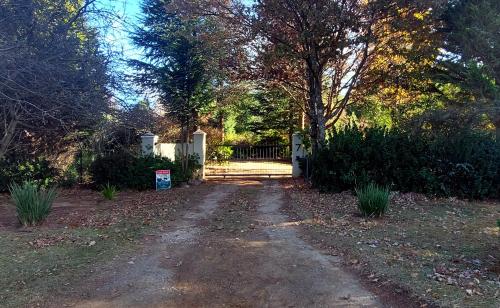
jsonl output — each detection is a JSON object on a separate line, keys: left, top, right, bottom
{"left": 284, "top": 181, "right": 500, "bottom": 307}
{"left": 101, "top": 183, "right": 118, "bottom": 200}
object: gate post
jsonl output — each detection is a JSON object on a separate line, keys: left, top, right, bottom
{"left": 141, "top": 132, "right": 158, "bottom": 156}
{"left": 193, "top": 129, "right": 206, "bottom": 179}
{"left": 292, "top": 132, "right": 306, "bottom": 177}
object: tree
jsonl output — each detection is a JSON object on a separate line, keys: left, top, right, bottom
{"left": 0, "top": 0, "right": 111, "bottom": 160}
{"left": 440, "top": 0, "right": 500, "bottom": 140}
{"left": 131, "top": 0, "right": 250, "bottom": 172}
{"left": 250, "top": 0, "right": 439, "bottom": 156}
{"left": 131, "top": 0, "right": 221, "bottom": 168}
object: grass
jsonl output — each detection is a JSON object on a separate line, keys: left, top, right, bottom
{"left": 285, "top": 185, "right": 500, "bottom": 307}
{"left": 355, "top": 183, "right": 389, "bottom": 217}
{"left": 101, "top": 183, "right": 118, "bottom": 200}
{"left": 0, "top": 185, "right": 203, "bottom": 307}
{"left": 0, "top": 222, "right": 146, "bottom": 307}
{"left": 10, "top": 182, "right": 57, "bottom": 226}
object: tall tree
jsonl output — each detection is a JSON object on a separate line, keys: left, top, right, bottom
{"left": 131, "top": 0, "right": 219, "bottom": 164}
{"left": 440, "top": 0, "right": 500, "bottom": 140}
{"left": 250, "top": 0, "right": 439, "bottom": 156}
{"left": 0, "top": 0, "right": 111, "bottom": 160}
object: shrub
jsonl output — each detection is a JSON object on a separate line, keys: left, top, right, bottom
{"left": 101, "top": 183, "right": 117, "bottom": 200}
{"left": 0, "top": 158, "right": 58, "bottom": 192}
{"left": 355, "top": 183, "right": 390, "bottom": 218}
{"left": 207, "top": 145, "right": 233, "bottom": 163}
{"left": 309, "top": 126, "right": 500, "bottom": 199}
{"left": 58, "top": 166, "right": 79, "bottom": 188}
{"left": 90, "top": 151, "right": 200, "bottom": 190}
{"left": 9, "top": 181, "right": 57, "bottom": 226}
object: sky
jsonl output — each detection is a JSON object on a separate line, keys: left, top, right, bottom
{"left": 97, "top": 0, "right": 142, "bottom": 61}
{"left": 93, "top": 0, "right": 143, "bottom": 105}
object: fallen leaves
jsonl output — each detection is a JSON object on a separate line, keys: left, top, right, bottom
{"left": 283, "top": 181, "right": 500, "bottom": 307}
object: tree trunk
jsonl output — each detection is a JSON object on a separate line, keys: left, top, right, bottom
{"left": 306, "top": 59, "right": 326, "bottom": 157}
{"left": 0, "top": 106, "right": 19, "bottom": 160}
{"left": 288, "top": 101, "right": 294, "bottom": 155}
{"left": 494, "top": 117, "right": 500, "bottom": 145}
{"left": 219, "top": 113, "right": 225, "bottom": 142}
{"left": 183, "top": 119, "right": 190, "bottom": 174}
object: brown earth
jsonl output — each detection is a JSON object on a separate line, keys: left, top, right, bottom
{"left": 46, "top": 180, "right": 384, "bottom": 307}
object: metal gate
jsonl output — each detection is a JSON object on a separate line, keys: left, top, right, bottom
{"left": 206, "top": 144, "right": 292, "bottom": 177}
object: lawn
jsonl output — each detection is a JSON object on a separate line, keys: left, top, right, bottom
{"left": 284, "top": 181, "right": 500, "bottom": 307}
{"left": 0, "top": 186, "right": 203, "bottom": 307}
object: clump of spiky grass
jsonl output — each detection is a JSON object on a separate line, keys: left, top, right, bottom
{"left": 355, "top": 183, "right": 390, "bottom": 218}
{"left": 9, "top": 181, "right": 57, "bottom": 226}
{"left": 101, "top": 183, "right": 118, "bottom": 200}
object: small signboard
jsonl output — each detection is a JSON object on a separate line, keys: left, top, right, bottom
{"left": 155, "top": 170, "right": 171, "bottom": 191}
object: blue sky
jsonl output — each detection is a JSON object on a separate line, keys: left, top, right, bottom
{"left": 93, "top": 0, "right": 144, "bottom": 104}
{"left": 97, "top": 0, "right": 142, "bottom": 64}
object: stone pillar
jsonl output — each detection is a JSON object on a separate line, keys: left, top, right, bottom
{"left": 141, "top": 132, "right": 158, "bottom": 156}
{"left": 192, "top": 129, "right": 207, "bottom": 179}
{"left": 292, "top": 132, "right": 306, "bottom": 177}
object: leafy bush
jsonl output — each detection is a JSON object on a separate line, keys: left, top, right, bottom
{"left": 207, "top": 145, "right": 233, "bottom": 162}
{"left": 9, "top": 181, "right": 57, "bottom": 226}
{"left": 58, "top": 166, "right": 79, "bottom": 188}
{"left": 310, "top": 126, "right": 500, "bottom": 199}
{"left": 101, "top": 183, "right": 118, "bottom": 200}
{"left": 0, "top": 158, "right": 58, "bottom": 192}
{"left": 90, "top": 151, "right": 200, "bottom": 190}
{"left": 355, "top": 183, "right": 390, "bottom": 218}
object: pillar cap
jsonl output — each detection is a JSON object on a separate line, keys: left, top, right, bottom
{"left": 193, "top": 129, "right": 206, "bottom": 135}
{"left": 141, "top": 132, "right": 156, "bottom": 137}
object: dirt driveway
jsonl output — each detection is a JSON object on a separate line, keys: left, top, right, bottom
{"left": 57, "top": 180, "right": 380, "bottom": 307}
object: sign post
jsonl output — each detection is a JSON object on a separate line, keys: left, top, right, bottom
{"left": 155, "top": 170, "right": 171, "bottom": 191}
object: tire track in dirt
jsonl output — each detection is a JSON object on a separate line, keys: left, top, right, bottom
{"left": 58, "top": 180, "right": 381, "bottom": 307}
{"left": 64, "top": 183, "right": 238, "bottom": 308}
{"left": 252, "top": 181, "right": 381, "bottom": 307}
{"left": 165, "top": 180, "right": 381, "bottom": 307}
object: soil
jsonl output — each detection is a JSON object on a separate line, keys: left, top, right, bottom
{"left": 49, "top": 180, "right": 383, "bottom": 307}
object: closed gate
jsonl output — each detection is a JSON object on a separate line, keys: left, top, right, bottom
{"left": 206, "top": 144, "right": 292, "bottom": 177}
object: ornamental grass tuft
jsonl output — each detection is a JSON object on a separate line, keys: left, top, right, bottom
{"left": 101, "top": 183, "right": 118, "bottom": 200}
{"left": 9, "top": 181, "right": 57, "bottom": 226}
{"left": 355, "top": 183, "right": 390, "bottom": 218}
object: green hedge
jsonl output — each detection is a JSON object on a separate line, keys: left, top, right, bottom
{"left": 90, "top": 151, "right": 200, "bottom": 190}
{"left": 310, "top": 127, "right": 500, "bottom": 199}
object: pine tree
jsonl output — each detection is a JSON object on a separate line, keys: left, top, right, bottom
{"left": 130, "top": 0, "right": 214, "bottom": 169}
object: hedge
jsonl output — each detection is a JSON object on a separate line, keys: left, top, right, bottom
{"left": 90, "top": 151, "right": 200, "bottom": 190}
{"left": 309, "top": 127, "right": 499, "bottom": 199}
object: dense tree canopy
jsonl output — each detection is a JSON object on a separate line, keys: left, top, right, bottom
{"left": 439, "top": 0, "right": 500, "bottom": 139}
{"left": 0, "top": 0, "right": 111, "bottom": 159}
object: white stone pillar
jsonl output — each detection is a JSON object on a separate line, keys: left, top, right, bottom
{"left": 141, "top": 132, "right": 158, "bottom": 156}
{"left": 192, "top": 129, "right": 207, "bottom": 179}
{"left": 292, "top": 132, "right": 306, "bottom": 177}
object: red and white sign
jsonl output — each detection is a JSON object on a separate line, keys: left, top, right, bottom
{"left": 155, "top": 170, "right": 171, "bottom": 190}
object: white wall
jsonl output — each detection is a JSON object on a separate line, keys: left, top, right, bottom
{"left": 157, "top": 143, "right": 194, "bottom": 161}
